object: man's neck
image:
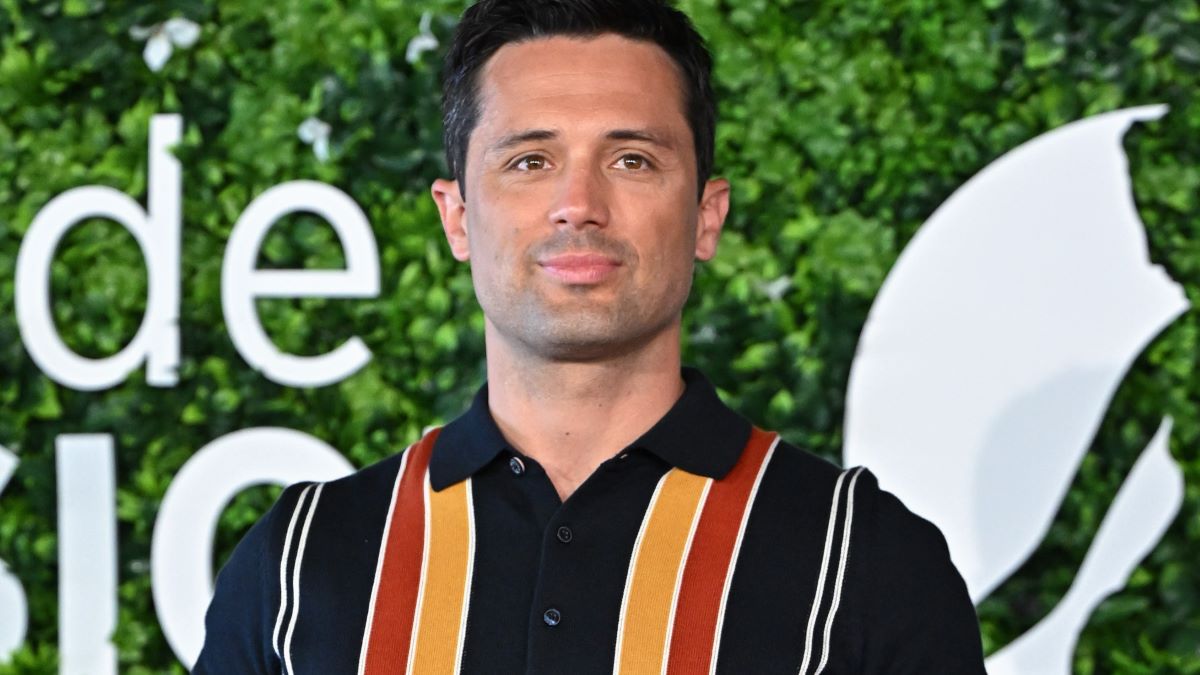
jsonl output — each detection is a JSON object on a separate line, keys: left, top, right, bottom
{"left": 484, "top": 325, "right": 685, "bottom": 501}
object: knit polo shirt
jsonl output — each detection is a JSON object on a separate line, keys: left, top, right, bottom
{"left": 194, "top": 368, "right": 986, "bottom": 674}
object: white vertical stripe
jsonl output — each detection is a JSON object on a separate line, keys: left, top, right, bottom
{"left": 404, "top": 471, "right": 435, "bottom": 675}
{"left": 710, "top": 436, "right": 780, "bottom": 675}
{"left": 452, "top": 478, "right": 477, "bottom": 675}
{"left": 612, "top": 471, "right": 671, "bottom": 674}
{"left": 283, "top": 483, "right": 325, "bottom": 675}
{"left": 356, "top": 447, "right": 413, "bottom": 674}
{"left": 272, "top": 485, "right": 314, "bottom": 660}
{"left": 814, "top": 468, "right": 865, "bottom": 675}
{"left": 659, "top": 477, "right": 714, "bottom": 675}
{"left": 797, "top": 468, "right": 851, "bottom": 675}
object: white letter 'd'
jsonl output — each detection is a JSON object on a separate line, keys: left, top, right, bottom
{"left": 15, "top": 115, "right": 181, "bottom": 391}
{"left": 222, "top": 181, "right": 379, "bottom": 387}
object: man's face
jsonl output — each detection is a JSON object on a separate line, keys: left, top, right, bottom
{"left": 433, "top": 34, "right": 729, "bottom": 362}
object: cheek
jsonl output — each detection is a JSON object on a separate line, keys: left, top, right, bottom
{"left": 637, "top": 226, "right": 696, "bottom": 294}
{"left": 468, "top": 218, "right": 530, "bottom": 283}
{"left": 644, "top": 206, "right": 698, "bottom": 261}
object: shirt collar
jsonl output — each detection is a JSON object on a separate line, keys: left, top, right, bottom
{"left": 429, "top": 367, "right": 752, "bottom": 490}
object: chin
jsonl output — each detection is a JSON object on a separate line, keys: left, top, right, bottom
{"left": 520, "top": 312, "right": 673, "bottom": 363}
{"left": 528, "top": 325, "right": 631, "bottom": 362}
{"left": 484, "top": 289, "right": 684, "bottom": 361}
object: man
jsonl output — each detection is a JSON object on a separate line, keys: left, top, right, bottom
{"left": 195, "top": 0, "right": 987, "bottom": 672}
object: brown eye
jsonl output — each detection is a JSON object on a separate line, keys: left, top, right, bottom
{"left": 515, "top": 155, "right": 547, "bottom": 171}
{"left": 616, "top": 154, "right": 648, "bottom": 170}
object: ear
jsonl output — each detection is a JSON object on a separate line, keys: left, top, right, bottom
{"left": 694, "top": 178, "right": 730, "bottom": 261}
{"left": 431, "top": 178, "right": 470, "bottom": 261}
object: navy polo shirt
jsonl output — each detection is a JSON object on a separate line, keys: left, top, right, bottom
{"left": 194, "top": 368, "right": 986, "bottom": 673}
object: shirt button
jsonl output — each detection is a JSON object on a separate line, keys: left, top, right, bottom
{"left": 509, "top": 457, "right": 525, "bottom": 476}
{"left": 543, "top": 608, "right": 562, "bottom": 626}
{"left": 556, "top": 526, "right": 573, "bottom": 544}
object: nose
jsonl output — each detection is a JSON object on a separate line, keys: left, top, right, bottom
{"left": 547, "top": 163, "right": 609, "bottom": 230}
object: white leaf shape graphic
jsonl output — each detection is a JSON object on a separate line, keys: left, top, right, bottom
{"left": 842, "top": 104, "right": 1187, "bottom": 607}
{"left": 986, "top": 417, "right": 1183, "bottom": 674}
{"left": 0, "top": 446, "right": 27, "bottom": 662}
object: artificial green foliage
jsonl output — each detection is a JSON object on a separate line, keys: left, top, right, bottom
{"left": 0, "top": 0, "right": 1197, "bottom": 671}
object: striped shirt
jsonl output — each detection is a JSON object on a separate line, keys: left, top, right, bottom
{"left": 194, "top": 368, "right": 985, "bottom": 674}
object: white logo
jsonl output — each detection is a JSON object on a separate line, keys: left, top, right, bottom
{"left": 844, "top": 105, "right": 1187, "bottom": 673}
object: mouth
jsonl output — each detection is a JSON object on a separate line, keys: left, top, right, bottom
{"left": 537, "top": 252, "right": 623, "bottom": 285}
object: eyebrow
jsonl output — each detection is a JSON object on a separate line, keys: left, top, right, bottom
{"left": 485, "top": 128, "right": 677, "bottom": 155}
{"left": 488, "top": 129, "right": 559, "bottom": 154}
{"left": 605, "top": 129, "right": 675, "bottom": 149}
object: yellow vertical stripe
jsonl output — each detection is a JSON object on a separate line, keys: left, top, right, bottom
{"left": 616, "top": 470, "right": 710, "bottom": 674}
{"left": 410, "top": 476, "right": 474, "bottom": 674}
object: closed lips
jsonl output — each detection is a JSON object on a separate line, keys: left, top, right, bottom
{"left": 538, "top": 253, "right": 622, "bottom": 283}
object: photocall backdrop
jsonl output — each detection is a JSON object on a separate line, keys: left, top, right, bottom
{"left": 0, "top": 0, "right": 1198, "bottom": 672}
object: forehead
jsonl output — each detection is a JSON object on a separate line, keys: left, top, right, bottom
{"left": 472, "top": 34, "right": 690, "bottom": 146}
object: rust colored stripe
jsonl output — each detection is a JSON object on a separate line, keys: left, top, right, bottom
{"left": 409, "top": 474, "right": 475, "bottom": 673}
{"left": 666, "top": 428, "right": 778, "bottom": 674}
{"left": 361, "top": 428, "right": 440, "bottom": 675}
{"left": 616, "top": 469, "right": 710, "bottom": 674}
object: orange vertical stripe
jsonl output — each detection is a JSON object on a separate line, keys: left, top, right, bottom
{"left": 409, "top": 475, "right": 475, "bottom": 673}
{"left": 361, "top": 429, "right": 439, "bottom": 675}
{"left": 616, "top": 469, "right": 710, "bottom": 674}
{"left": 666, "top": 428, "right": 778, "bottom": 674}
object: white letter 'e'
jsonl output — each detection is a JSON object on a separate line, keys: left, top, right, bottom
{"left": 15, "top": 115, "right": 181, "bottom": 391}
{"left": 221, "top": 181, "right": 380, "bottom": 387}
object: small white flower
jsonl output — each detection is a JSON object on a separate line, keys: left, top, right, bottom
{"left": 758, "top": 276, "right": 792, "bottom": 302}
{"left": 130, "top": 17, "right": 200, "bottom": 72}
{"left": 406, "top": 12, "right": 439, "bottom": 64}
{"left": 692, "top": 324, "right": 718, "bottom": 343}
{"left": 297, "top": 117, "right": 332, "bottom": 162}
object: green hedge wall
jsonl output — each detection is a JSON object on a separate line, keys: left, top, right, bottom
{"left": 0, "top": 0, "right": 1198, "bottom": 671}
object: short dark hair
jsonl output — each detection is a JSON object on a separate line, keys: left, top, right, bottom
{"left": 442, "top": 0, "right": 717, "bottom": 199}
